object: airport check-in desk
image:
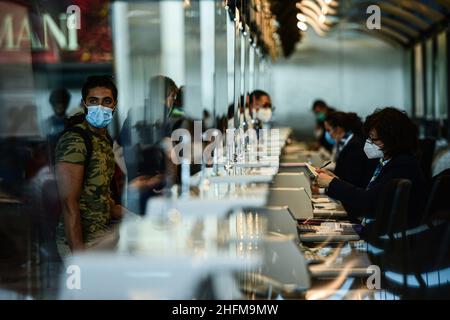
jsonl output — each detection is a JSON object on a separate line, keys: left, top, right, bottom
{"left": 60, "top": 128, "right": 379, "bottom": 300}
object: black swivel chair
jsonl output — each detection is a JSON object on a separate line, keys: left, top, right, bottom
{"left": 396, "top": 169, "right": 450, "bottom": 299}
{"left": 365, "top": 179, "right": 412, "bottom": 244}
{"left": 421, "top": 169, "right": 450, "bottom": 224}
{"left": 369, "top": 171, "right": 450, "bottom": 299}
{"left": 364, "top": 179, "right": 412, "bottom": 297}
{"left": 418, "top": 138, "right": 436, "bottom": 181}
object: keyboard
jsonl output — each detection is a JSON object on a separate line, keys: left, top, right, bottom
{"left": 302, "top": 251, "right": 325, "bottom": 264}
{"left": 297, "top": 222, "right": 361, "bottom": 242}
{"left": 297, "top": 224, "right": 319, "bottom": 233}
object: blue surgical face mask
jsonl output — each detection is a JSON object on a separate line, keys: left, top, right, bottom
{"left": 325, "top": 131, "right": 336, "bottom": 145}
{"left": 85, "top": 105, "right": 114, "bottom": 128}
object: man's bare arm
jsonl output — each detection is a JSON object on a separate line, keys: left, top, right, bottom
{"left": 56, "top": 162, "right": 85, "bottom": 251}
{"left": 109, "top": 198, "right": 125, "bottom": 220}
{"left": 109, "top": 198, "right": 139, "bottom": 220}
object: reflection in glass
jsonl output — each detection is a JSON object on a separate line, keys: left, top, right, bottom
{"left": 426, "top": 38, "right": 434, "bottom": 120}
{"left": 214, "top": 1, "right": 229, "bottom": 131}
{"left": 226, "top": 8, "right": 236, "bottom": 128}
{"left": 436, "top": 32, "right": 448, "bottom": 120}
{"left": 234, "top": 8, "right": 242, "bottom": 129}
{"left": 414, "top": 43, "right": 425, "bottom": 118}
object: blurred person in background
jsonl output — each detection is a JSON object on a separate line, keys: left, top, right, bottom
{"left": 120, "top": 75, "right": 182, "bottom": 215}
{"left": 311, "top": 99, "right": 335, "bottom": 152}
{"left": 250, "top": 89, "right": 273, "bottom": 127}
{"left": 46, "top": 88, "right": 71, "bottom": 164}
{"left": 47, "top": 88, "right": 71, "bottom": 137}
{"left": 323, "top": 111, "right": 379, "bottom": 188}
{"left": 119, "top": 75, "right": 178, "bottom": 180}
{"left": 171, "top": 85, "right": 185, "bottom": 119}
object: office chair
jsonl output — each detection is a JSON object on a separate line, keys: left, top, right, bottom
{"left": 431, "top": 146, "right": 450, "bottom": 177}
{"left": 395, "top": 168, "right": 450, "bottom": 299}
{"left": 364, "top": 179, "right": 412, "bottom": 297}
{"left": 365, "top": 179, "right": 411, "bottom": 244}
{"left": 420, "top": 169, "right": 450, "bottom": 224}
{"left": 399, "top": 220, "right": 450, "bottom": 299}
{"left": 367, "top": 175, "right": 450, "bottom": 299}
{"left": 418, "top": 138, "right": 436, "bottom": 181}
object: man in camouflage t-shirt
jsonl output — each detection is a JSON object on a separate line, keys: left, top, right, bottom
{"left": 55, "top": 76, "right": 128, "bottom": 256}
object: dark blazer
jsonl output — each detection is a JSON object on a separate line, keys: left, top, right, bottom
{"left": 327, "top": 153, "right": 427, "bottom": 228}
{"left": 334, "top": 135, "right": 379, "bottom": 188}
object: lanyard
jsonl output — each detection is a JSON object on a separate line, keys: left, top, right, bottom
{"left": 336, "top": 132, "right": 354, "bottom": 157}
{"left": 366, "top": 158, "right": 390, "bottom": 190}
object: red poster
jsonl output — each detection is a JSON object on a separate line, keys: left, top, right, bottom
{"left": 0, "top": 0, "right": 112, "bottom": 64}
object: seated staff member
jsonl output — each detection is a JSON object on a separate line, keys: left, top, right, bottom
{"left": 311, "top": 100, "right": 336, "bottom": 152}
{"left": 316, "top": 107, "right": 427, "bottom": 228}
{"left": 324, "top": 111, "right": 378, "bottom": 188}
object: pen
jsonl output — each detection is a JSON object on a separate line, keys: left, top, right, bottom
{"left": 319, "top": 161, "right": 332, "bottom": 169}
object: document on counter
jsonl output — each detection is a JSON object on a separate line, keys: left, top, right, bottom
{"left": 279, "top": 162, "right": 318, "bottom": 178}
{"left": 304, "top": 163, "right": 319, "bottom": 178}
{"left": 311, "top": 197, "right": 333, "bottom": 204}
{"left": 313, "top": 208, "right": 347, "bottom": 216}
{"left": 313, "top": 203, "right": 338, "bottom": 210}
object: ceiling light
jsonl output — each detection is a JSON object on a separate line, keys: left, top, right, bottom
{"left": 297, "top": 21, "right": 308, "bottom": 31}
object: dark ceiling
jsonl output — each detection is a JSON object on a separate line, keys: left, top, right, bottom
{"left": 269, "top": 0, "right": 450, "bottom": 58}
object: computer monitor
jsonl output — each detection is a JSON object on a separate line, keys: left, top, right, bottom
{"left": 267, "top": 188, "right": 314, "bottom": 220}
{"left": 247, "top": 207, "right": 299, "bottom": 241}
{"left": 272, "top": 172, "right": 310, "bottom": 187}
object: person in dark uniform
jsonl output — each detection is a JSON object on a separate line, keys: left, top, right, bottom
{"left": 324, "top": 111, "right": 378, "bottom": 188}
{"left": 311, "top": 99, "right": 335, "bottom": 152}
{"left": 47, "top": 88, "right": 71, "bottom": 137}
{"left": 316, "top": 107, "right": 427, "bottom": 229}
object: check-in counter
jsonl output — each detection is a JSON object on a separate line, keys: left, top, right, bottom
{"left": 56, "top": 127, "right": 378, "bottom": 300}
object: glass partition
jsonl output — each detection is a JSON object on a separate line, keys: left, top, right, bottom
{"left": 249, "top": 42, "right": 256, "bottom": 95}
{"left": 233, "top": 8, "right": 242, "bottom": 128}
{"left": 414, "top": 43, "right": 425, "bottom": 118}
{"left": 184, "top": 0, "right": 202, "bottom": 120}
{"left": 200, "top": 0, "right": 215, "bottom": 126}
{"left": 226, "top": 7, "right": 236, "bottom": 128}
{"left": 426, "top": 38, "right": 435, "bottom": 120}
{"left": 214, "top": 1, "right": 230, "bottom": 130}
{"left": 436, "top": 31, "right": 448, "bottom": 120}
{"left": 0, "top": 0, "right": 278, "bottom": 300}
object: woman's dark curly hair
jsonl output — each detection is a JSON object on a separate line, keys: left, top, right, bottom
{"left": 325, "top": 111, "right": 363, "bottom": 136}
{"left": 364, "top": 107, "right": 418, "bottom": 157}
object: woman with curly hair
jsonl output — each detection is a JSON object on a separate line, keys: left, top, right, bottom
{"left": 316, "top": 107, "right": 427, "bottom": 228}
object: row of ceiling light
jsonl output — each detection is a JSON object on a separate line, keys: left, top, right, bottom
{"left": 296, "top": 0, "right": 339, "bottom": 36}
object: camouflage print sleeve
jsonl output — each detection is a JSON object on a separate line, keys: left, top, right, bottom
{"left": 55, "top": 132, "right": 87, "bottom": 165}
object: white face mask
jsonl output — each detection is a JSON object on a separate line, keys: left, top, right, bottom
{"left": 257, "top": 108, "right": 272, "bottom": 123}
{"left": 364, "top": 141, "right": 384, "bottom": 159}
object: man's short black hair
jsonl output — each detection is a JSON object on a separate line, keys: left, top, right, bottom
{"left": 149, "top": 75, "right": 177, "bottom": 100}
{"left": 326, "top": 111, "right": 363, "bottom": 136}
{"left": 312, "top": 99, "right": 328, "bottom": 111}
{"left": 250, "top": 90, "right": 270, "bottom": 103}
{"left": 364, "top": 107, "right": 418, "bottom": 157}
{"left": 49, "top": 87, "right": 71, "bottom": 106}
{"left": 82, "top": 75, "right": 117, "bottom": 101}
